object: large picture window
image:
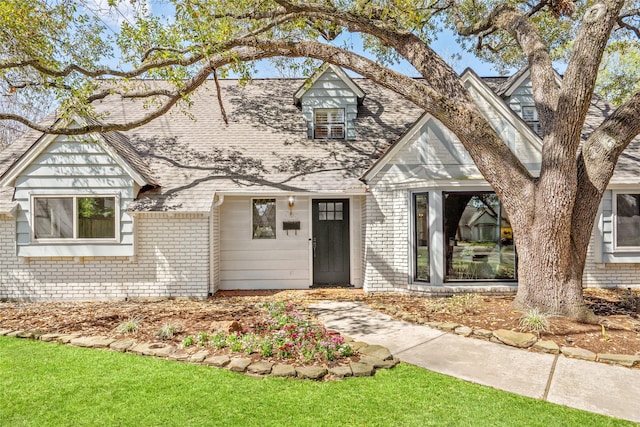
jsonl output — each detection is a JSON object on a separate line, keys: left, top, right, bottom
{"left": 33, "top": 196, "right": 116, "bottom": 240}
{"left": 615, "top": 193, "right": 640, "bottom": 249}
{"left": 252, "top": 199, "right": 276, "bottom": 239}
{"left": 413, "top": 193, "right": 429, "bottom": 282}
{"left": 444, "top": 192, "right": 516, "bottom": 281}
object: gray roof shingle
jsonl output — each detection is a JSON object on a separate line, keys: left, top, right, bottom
{"left": 0, "top": 74, "right": 638, "bottom": 213}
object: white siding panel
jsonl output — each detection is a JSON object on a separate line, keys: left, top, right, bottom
{"left": 219, "top": 196, "right": 310, "bottom": 290}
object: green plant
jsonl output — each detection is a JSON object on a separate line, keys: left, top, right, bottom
{"left": 447, "top": 294, "right": 480, "bottom": 314}
{"left": 619, "top": 288, "right": 640, "bottom": 311}
{"left": 210, "top": 331, "right": 227, "bottom": 349}
{"left": 259, "top": 339, "right": 273, "bottom": 357}
{"left": 196, "top": 331, "right": 209, "bottom": 346}
{"left": 518, "top": 308, "right": 551, "bottom": 337}
{"left": 116, "top": 315, "right": 143, "bottom": 334}
{"left": 181, "top": 336, "right": 195, "bottom": 348}
{"left": 157, "top": 323, "right": 180, "bottom": 339}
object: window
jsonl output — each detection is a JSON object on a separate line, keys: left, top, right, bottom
{"left": 317, "top": 201, "right": 343, "bottom": 221}
{"left": 314, "top": 109, "right": 345, "bottom": 139}
{"left": 33, "top": 196, "right": 116, "bottom": 240}
{"left": 615, "top": 193, "right": 640, "bottom": 248}
{"left": 252, "top": 199, "right": 276, "bottom": 239}
{"left": 413, "top": 193, "right": 429, "bottom": 282}
{"left": 521, "top": 106, "right": 542, "bottom": 136}
{"left": 443, "top": 192, "right": 516, "bottom": 281}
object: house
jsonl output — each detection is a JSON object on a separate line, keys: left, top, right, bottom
{"left": 0, "top": 64, "right": 639, "bottom": 301}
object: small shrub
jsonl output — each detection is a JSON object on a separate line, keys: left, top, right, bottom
{"left": 447, "top": 294, "right": 480, "bottom": 314}
{"left": 116, "top": 316, "right": 143, "bottom": 334}
{"left": 210, "top": 331, "right": 227, "bottom": 349}
{"left": 259, "top": 339, "right": 273, "bottom": 357}
{"left": 182, "top": 336, "right": 195, "bottom": 348}
{"left": 619, "top": 288, "right": 640, "bottom": 311}
{"left": 197, "top": 331, "right": 209, "bottom": 347}
{"left": 518, "top": 308, "right": 551, "bottom": 337}
{"left": 157, "top": 323, "right": 180, "bottom": 339}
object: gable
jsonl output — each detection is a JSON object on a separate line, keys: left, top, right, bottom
{"left": 363, "top": 70, "right": 542, "bottom": 184}
{"left": 0, "top": 118, "right": 156, "bottom": 190}
{"left": 295, "top": 65, "right": 364, "bottom": 141}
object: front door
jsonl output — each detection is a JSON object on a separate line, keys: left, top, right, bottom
{"left": 312, "top": 199, "right": 350, "bottom": 286}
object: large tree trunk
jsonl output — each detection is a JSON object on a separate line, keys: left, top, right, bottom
{"left": 513, "top": 226, "right": 593, "bottom": 321}
{"left": 510, "top": 178, "right": 600, "bottom": 321}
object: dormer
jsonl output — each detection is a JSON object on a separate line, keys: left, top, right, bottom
{"left": 496, "top": 67, "right": 562, "bottom": 138}
{"left": 294, "top": 64, "right": 365, "bottom": 140}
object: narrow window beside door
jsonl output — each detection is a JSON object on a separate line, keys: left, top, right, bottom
{"left": 252, "top": 198, "right": 276, "bottom": 239}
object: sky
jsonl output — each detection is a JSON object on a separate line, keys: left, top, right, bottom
{"left": 83, "top": 0, "right": 506, "bottom": 78}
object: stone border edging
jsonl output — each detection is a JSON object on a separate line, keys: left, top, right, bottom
{"left": 0, "top": 328, "right": 399, "bottom": 381}
{"left": 370, "top": 305, "right": 640, "bottom": 368}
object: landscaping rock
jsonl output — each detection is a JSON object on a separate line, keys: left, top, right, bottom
{"left": 438, "top": 322, "right": 461, "bottom": 332}
{"left": 210, "top": 320, "right": 243, "bottom": 334}
{"left": 189, "top": 350, "right": 210, "bottom": 363}
{"left": 426, "top": 321, "right": 442, "bottom": 329}
{"left": 402, "top": 314, "right": 417, "bottom": 322}
{"left": 0, "top": 329, "right": 13, "bottom": 336}
{"left": 228, "top": 357, "right": 252, "bottom": 372}
{"left": 15, "top": 331, "right": 36, "bottom": 339}
{"left": 328, "top": 366, "right": 352, "bottom": 378}
{"left": 6, "top": 330, "right": 24, "bottom": 337}
{"left": 248, "top": 361, "right": 274, "bottom": 375}
{"left": 561, "top": 346, "right": 597, "bottom": 361}
{"left": 341, "top": 335, "right": 354, "bottom": 342}
{"left": 533, "top": 340, "right": 560, "bottom": 354}
{"left": 39, "top": 333, "right": 62, "bottom": 342}
{"left": 296, "top": 366, "right": 328, "bottom": 380}
{"left": 472, "top": 328, "right": 493, "bottom": 339}
{"left": 55, "top": 334, "right": 81, "bottom": 343}
{"left": 359, "top": 355, "right": 399, "bottom": 369}
{"left": 131, "top": 342, "right": 175, "bottom": 358}
{"left": 110, "top": 338, "right": 137, "bottom": 352}
{"left": 271, "top": 364, "right": 297, "bottom": 378}
{"left": 359, "top": 344, "right": 392, "bottom": 361}
{"left": 70, "top": 336, "right": 115, "bottom": 349}
{"left": 350, "top": 362, "right": 374, "bottom": 377}
{"left": 492, "top": 329, "right": 537, "bottom": 348}
{"left": 204, "top": 355, "right": 231, "bottom": 367}
{"left": 168, "top": 350, "right": 192, "bottom": 361}
{"left": 454, "top": 326, "right": 473, "bottom": 337}
{"left": 597, "top": 353, "right": 640, "bottom": 367}
{"left": 349, "top": 341, "right": 369, "bottom": 351}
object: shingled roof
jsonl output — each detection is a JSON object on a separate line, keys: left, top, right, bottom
{"left": 0, "top": 72, "right": 638, "bottom": 214}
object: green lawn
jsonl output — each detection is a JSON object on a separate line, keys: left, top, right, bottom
{"left": 0, "top": 336, "right": 631, "bottom": 426}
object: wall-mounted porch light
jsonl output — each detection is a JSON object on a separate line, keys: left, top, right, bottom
{"left": 288, "top": 196, "right": 295, "bottom": 216}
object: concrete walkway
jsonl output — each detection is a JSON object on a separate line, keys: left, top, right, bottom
{"left": 309, "top": 301, "right": 640, "bottom": 423}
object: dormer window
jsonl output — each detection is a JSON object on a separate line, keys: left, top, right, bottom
{"left": 314, "top": 108, "right": 345, "bottom": 139}
{"left": 522, "top": 106, "right": 542, "bottom": 136}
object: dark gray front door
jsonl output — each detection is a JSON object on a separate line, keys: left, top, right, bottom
{"left": 312, "top": 199, "right": 350, "bottom": 286}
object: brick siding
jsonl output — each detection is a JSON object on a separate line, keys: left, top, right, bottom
{"left": 0, "top": 213, "right": 210, "bottom": 301}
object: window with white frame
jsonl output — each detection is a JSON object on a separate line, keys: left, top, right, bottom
{"left": 615, "top": 193, "right": 640, "bottom": 248}
{"left": 521, "top": 106, "right": 542, "bottom": 136}
{"left": 33, "top": 196, "right": 117, "bottom": 240}
{"left": 252, "top": 198, "right": 276, "bottom": 239}
{"left": 314, "top": 108, "right": 345, "bottom": 139}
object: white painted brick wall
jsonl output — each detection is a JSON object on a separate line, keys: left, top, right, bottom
{"left": 583, "top": 232, "right": 640, "bottom": 289}
{"left": 363, "top": 185, "right": 409, "bottom": 292}
{"left": 0, "top": 214, "right": 210, "bottom": 301}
